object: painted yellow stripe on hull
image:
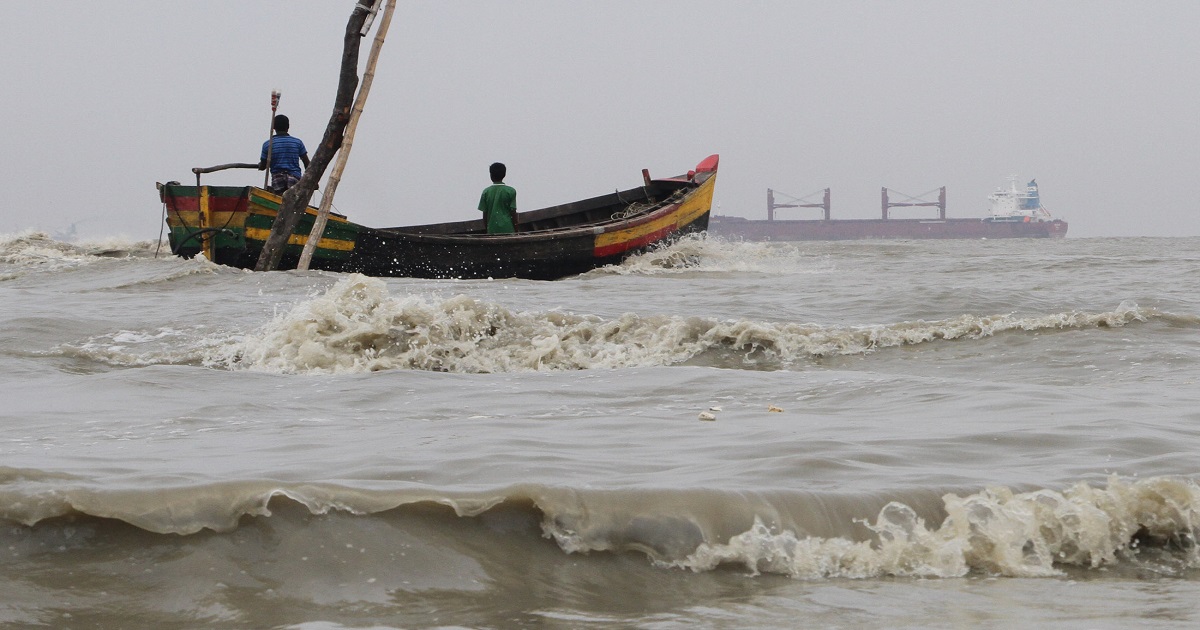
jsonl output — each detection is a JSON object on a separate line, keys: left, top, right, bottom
{"left": 249, "top": 189, "right": 350, "bottom": 224}
{"left": 243, "top": 227, "right": 356, "bottom": 252}
{"left": 593, "top": 174, "right": 716, "bottom": 250}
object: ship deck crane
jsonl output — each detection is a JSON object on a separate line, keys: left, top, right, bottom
{"left": 881, "top": 187, "right": 946, "bottom": 220}
{"left": 767, "top": 188, "right": 831, "bottom": 221}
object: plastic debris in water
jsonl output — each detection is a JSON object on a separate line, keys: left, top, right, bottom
{"left": 768, "top": 405, "right": 783, "bottom": 412}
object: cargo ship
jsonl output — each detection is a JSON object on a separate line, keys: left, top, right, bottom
{"left": 709, "top": 178, "right": 1067, "bottom": 240}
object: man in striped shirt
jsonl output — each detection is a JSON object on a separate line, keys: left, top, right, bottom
{"left": 258, "top": 115, "right": 310, "bottom": 192}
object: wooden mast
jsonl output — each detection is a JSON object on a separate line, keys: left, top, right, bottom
{"left": 254, "top": 0, "right": 372, "bottom": 272}
{"left": 298, "top": 0, "right": 394, "bottom": 270}
{"left": 264, "top": 91, "right": 280, "bottom": 188}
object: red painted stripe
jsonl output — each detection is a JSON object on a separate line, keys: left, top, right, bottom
{"left": 164, "top": 195, "right": 249, "bottom": 213}
{"left": 593, "top": 223, "right": 675, "bottom": 258}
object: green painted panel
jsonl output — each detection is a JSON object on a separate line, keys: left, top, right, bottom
{"left": 168, "top": 225, "right": 248, "bottom": 253}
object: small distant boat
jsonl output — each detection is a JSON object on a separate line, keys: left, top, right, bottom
{"left": 709, "top": 177, "right": 1067, "bottom": 241}
{"left": 159, "top": 154, "right": 718, "bottom": 280}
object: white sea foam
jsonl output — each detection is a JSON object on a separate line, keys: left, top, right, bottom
{"left": 210, "top": 274, "right": 1157, "bottom": 374}
{"left": 0, "top": 231, "right": 94, "bottom": 269}
{"left": 0, "top": 230, "right": 172, "bottom": 273}
{"left": 600, "top": 233, "right": 834, "bottom": 276}
{"left": 69, "top": 327, "right": 211, "bottom": 367}
{"left": 3, "top": 471, "right": 1196, "bottom": 579}
{"left": 667, "top": 476, "right": 1200, "bottom": 579}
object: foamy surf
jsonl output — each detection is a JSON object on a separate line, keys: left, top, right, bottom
{"left": 597, "top": 233, "right": 835, "bottom": 276}
{"left": 0, "top": 231, "right": 100, "bottom": 271}
{"left": 203, "top": 274, "right": 1159, "bottom": 374}
{"left": 627, "top": 476, "right": 1199, "bottom": 579}
{"left": 0, "top": 230, "right": 180, "bottom": 277}
{"left": 2, "top": 469, "right": 1196, "bottom": 579}
{"left": 6, "top": 234, "right": 1197, "bottom": 628}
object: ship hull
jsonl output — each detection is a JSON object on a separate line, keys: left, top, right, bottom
{"left": 709, "top": 216, "right": 1067, "bottom": 241}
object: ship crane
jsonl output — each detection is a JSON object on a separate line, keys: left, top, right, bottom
{"left": 767, "top": 188, "right": 831, "bottom": 221}
{"left": 881, "top": 186, "right": 946, "bottom": 220}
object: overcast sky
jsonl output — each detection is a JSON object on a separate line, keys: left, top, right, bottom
{"left": 2, "top": 1, "right": 1197, "bottom": 240}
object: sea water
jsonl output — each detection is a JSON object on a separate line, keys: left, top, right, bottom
{"left": 1, "top": 231, "right": 1198, "bottom": 629}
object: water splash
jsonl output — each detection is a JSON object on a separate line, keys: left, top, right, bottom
{"left": 668, "top": 476, "right": 1200, "bottom": 578}
{"left": 205, "top": 274, "right": 1157, "bottom": 374}
{"left": 0, "top": 230, "right": 171, "bottom": 273}
{"left": 4, "top": 471, "right": 1195, "bottom": 580}
{"left": 599, "top": 233, "right": 834, "bottom": 276}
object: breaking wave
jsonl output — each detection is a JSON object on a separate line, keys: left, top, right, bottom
{"left": 1, "top": 471, "right": 1196, "bottom": 579}
{"left": 195, "top": 274, "right": 1158, "bottom": 374}
{"left": 0, "top": 230, "right": 178, "bottom": 277}
{"left": 598, "top": 233, "right": 834, "bottom": 276}
{"left": 666, "top": 476, "right": 1200, "bottom": 579}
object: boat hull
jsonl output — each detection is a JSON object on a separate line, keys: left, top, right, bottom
{"left": 160, "top": 186, "right": 359, "bottom": 268}
{"left": 708, "top": 216, "right": 1068, "bottom": 241}
{"left": 161, "top": 155, "right": 718, "bottom": 279}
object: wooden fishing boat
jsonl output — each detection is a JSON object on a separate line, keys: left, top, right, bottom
{"left": 158, "top": 154, "right": 719, "bottom": 280}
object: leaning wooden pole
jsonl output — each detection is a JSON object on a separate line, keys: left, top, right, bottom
{"left": 255, "top": 0, "right": 371, "bottom": 272}
{"left": 298, "top": 0, "right": 395, "bottom": 270}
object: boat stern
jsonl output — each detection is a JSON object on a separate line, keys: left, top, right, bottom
{"left": 159, "top": 183, "right": 252, "bottom": 264}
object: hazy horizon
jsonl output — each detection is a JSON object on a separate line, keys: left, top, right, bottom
{"left": 2, "top": 1, "right": 1197, "bottom": 240}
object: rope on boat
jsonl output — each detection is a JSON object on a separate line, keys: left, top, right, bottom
{"left": 156, "top": 181, "right": 246, "bottom": 259}
{"left": 171, "top": 228, "right": 237, "bottom": 256}
{"left": 155, "top": 196, "right": 169, "bottom": 258}
{"left": 610, "top": 189, "right": 688, "bottom": 221}
{"left": 611, "top": 201, "right": 655, "bottom": 221}
{"left": 155, "top": 182, "right": 183, "bottom": 259}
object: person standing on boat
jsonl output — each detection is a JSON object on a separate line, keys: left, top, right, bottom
{"left": 258, "top": 115, "right": 310, "bottom": 193}
{"left": 478, "top": 162, "right": 518, "bottom": 234}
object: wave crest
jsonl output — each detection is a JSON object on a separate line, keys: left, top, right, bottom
{"left": 3, "top": 472, "right": 1196, "bottom": 579}
{"left": 209, "top": 275, "right": 1159, "bottom": 374}
{"left": 669, "top": 476, "right": 1199, "bottom": 578}
{"left": 0, "top": 230, "right": 177, "bottom": 277}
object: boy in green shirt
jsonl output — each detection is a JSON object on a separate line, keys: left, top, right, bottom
{"left": 478, "top": 162, "right": 517, "bottom": 234}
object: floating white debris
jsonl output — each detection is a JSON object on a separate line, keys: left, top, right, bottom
{"left": 709, "top": 406, "right": 723, "bottom": 412}
{"left": 698, "top": 411, "right": 717, "bottom": 421}
{"left": 767, "top": 405, "right": 783, "bottom": 413}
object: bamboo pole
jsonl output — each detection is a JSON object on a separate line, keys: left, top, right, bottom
{"left": 297, "top": 0, "right": 395, "bottom": 270}
{"left": 264, "top": 91, "right": 280, "bottom": 188}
